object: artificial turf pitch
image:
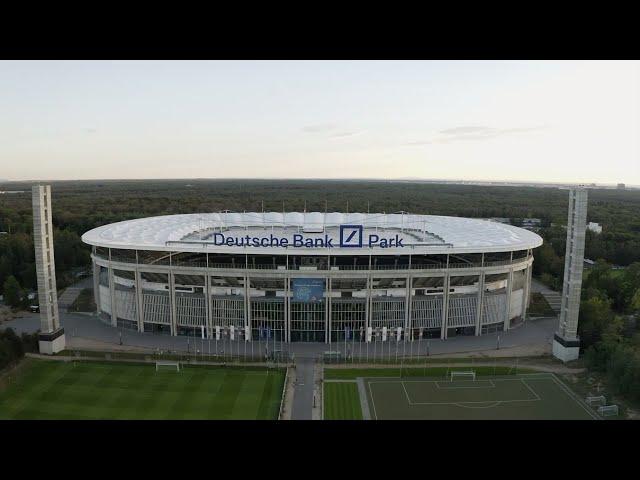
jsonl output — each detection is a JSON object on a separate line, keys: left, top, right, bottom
{"left": 0, "top": 359, "right": 285, "bottom": 420}
{"left": 324, "top": 370, "right": 599, "bottom": 420}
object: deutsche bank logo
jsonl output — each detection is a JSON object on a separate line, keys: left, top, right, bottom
{"left": 339, "top": 225, "right": 363, "bottom": 248}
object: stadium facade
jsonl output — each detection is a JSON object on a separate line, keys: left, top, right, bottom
{"left": 81, "top": 212, "right": 542, "bottom": 343}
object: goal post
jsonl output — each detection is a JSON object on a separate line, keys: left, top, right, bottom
{"left": 450, "top": 370, "right": 476, "bottom": 381}
{"left": 586, "top": 395, "right": 606, "bottom": 407}
{"left": 156, "top": 360, "right": 180, "bottom": 372}
{"left": 597, "top": 405, "right": 619, "bottom": 417}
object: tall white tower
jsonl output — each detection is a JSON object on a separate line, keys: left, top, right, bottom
{"left": 32, "top": 185, "right": 66, "bottom": 354}
{"left": 552, "top": 187, "right": 587, "bottom": 362}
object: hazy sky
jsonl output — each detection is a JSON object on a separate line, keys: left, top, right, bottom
{"left": 1, "top": 60, "right": 638, "bottom": 184}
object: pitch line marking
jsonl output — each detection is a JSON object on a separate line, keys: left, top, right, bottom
{"left": 367, "top": 380, "right": 379, "bottom": 420}
{"left": 547, "top": 374, "right": 600, "bottom": 420}
{"left": 395, "top": 379, "right": 541, "bottom": 407}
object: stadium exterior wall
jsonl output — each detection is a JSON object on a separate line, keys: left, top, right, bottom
{"left": 87, "top": 248, "right": 535, "bottom": 344}
{"left": 82, "top": 213, "right": 541, "bottom": 344}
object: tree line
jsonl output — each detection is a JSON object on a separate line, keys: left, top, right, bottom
{"left": 578, "top": 261, "right": 640, "bottom": 402}
{"left": 1, "top": 179, "right": 639, "bottom": 302}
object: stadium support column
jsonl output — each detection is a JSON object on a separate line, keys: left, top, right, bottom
{"left": 440, "top": 274, "right": 450, "bottom": 339}
{"left": 365, "top": 274, "right": 372, "bottom": 342}
{"left": 324, "top": 277, "right": 337, "bottom": 344}
{"left": 32, "top": 185, "right": 66, "bottom": 354}
{"left": 169, "top": 271, "right": 177, "bottom": 336}
{"left": 205, "top": 273, "right": 212, "bottom": 339}
{"left": 474, "top": 272, "right": 485, "bottom": 336}
{"left": 108, "top": 257, "right": 117, "bottom": 328}
{"left": 92, "top": 259, "right": 100, "bottom": 317}
{"left": 521, "top": 264, "right": 532, "bottom": 321}
{"left": 503, "top": 267, "right": 514, "bottom": 331}
{"left": 285, "top": 276, "right": 291, "bottom": 343}
{"left": 134, "top": 270, "right": 144, "bottom": 332}
{"left": 553, "top": 188, "right": 588, "bottom": 363}
{"left": 246, "top": 275, "right": 252, "bottom": 342}
{"left": 404, "top": 275, "right": 411, "bottom": 340}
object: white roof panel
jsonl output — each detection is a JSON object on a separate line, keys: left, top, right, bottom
{"left": 81, "top": 212, "right": 543, "bottom": 254}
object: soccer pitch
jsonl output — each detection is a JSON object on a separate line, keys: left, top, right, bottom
{"left": 0, "top": 359, "right": 285, "bottom": 420}
{"left": 324, "top": 371, "right": 599, "bottom": 420}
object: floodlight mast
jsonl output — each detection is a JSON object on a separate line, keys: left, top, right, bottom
{"left": 32, "top": 185, "right": 66, "bottom": 354}
{"left": 553, "top": 187, "right": 588, "bottom": 362}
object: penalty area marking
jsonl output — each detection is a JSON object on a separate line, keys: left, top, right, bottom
{"left": 379, "top": 378, "right": 542, "bottom": 408}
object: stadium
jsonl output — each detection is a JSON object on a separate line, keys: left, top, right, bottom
{"left": 81, "top": 212, "right": 542, "bottom": 344}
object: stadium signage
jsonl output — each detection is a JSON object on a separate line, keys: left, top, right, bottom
{"left": 210, "top": 225, "right": 405, "bottom": 249}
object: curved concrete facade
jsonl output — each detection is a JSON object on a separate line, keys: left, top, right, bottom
{"left": 83, "top": 213, "right": 541, "bottom": 344}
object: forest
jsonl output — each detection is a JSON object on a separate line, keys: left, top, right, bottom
{"left": 1, "top": 179, "right": 640, "bottom": 304}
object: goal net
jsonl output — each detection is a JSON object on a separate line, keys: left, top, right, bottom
{"left": 156, "top": 360, "right": 180, "bottom": 372}
{"left": 450, "top": 371, "right": 476, "bottom": 381}
{"left": 597, "top": 405, "right": 619, "bottom": 417}
{"left": 586, "top": 395, "right": 606, "bottom": 407}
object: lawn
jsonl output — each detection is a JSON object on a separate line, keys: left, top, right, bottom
{"left": 323, "top": 367, "right": 599, "bottom": 420}
{"left": 0, "top": 359, "right": 285, "bottom": 420}
{"left": 363, "top": 374, "right": 598, "bottom": 420}
{"left": 324, "top": 382, "right": 362, "bottom": 420}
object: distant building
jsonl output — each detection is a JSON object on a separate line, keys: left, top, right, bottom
{"left": 488, "top": 217, "right": 511, "bottom": 224}
{"left": 617, "top": 183, "right": 626, "bottom": 189}
{"left": 587, "top": 222, "right": 602, "bottom": 234}
{"left": 521, "top": 218, "right": 541, "bottom": 230}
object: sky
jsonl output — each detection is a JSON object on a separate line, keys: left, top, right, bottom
{"left": 0, "top": 60, "right": 638, "bottom": 184}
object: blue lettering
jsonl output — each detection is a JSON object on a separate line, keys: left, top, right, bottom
{"left": 213, "top": 233, "right": 225, "bottom": 245}
{"left": 368, "top": 234, "right": 379, "bottom": 247}
{"left": 325, "top": 235, "right": 334, "bottom": 248}
{"left": 293, "top": 234, "right": 304, "bottom": 247}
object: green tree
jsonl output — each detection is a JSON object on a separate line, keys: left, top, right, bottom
{"left": 2, "top": 275, "right": 22, "bottom": 308}
{"left": 578, "top": 295, "right": 614, "bottom": 349}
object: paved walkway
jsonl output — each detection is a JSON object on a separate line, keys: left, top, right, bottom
{"left": 57, "top": 277, "right": 93, "bottom": 311}
{"left": 3, "top": 309, "right": 560, "bottom": 360}
{"left": 291, "top": 356, "right": 315, "bottom": 420}
{"left": 531, "top": 278, "right": 562, "bottom": 314}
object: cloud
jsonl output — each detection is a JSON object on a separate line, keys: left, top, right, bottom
{"left": 84, "top": 128, "right": 98, "bottom": 134}
{"left": 329, "top": 130, "right": 365, "bottom": 139}
{"left": 440, "top": 126, "right": 495, "bottom": 135}
{"left": 302, "top": 123, "right": 337, "bottom": 133}
{"left": 404, "top": 125, "right": 548, "bottom": 146}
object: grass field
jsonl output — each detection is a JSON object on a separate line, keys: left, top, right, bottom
{"left": 324, "top": 383, "right": 363, "bottom": 420}
{"left": 0, "top": 359, "right": 285, "bottom": 420}
{"left": 323, "top": 368, "right": 599, "bottom": 420}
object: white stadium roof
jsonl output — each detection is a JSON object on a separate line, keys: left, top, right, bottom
{"left": 81, "top": 212, "right": 543, "bottom": 255}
